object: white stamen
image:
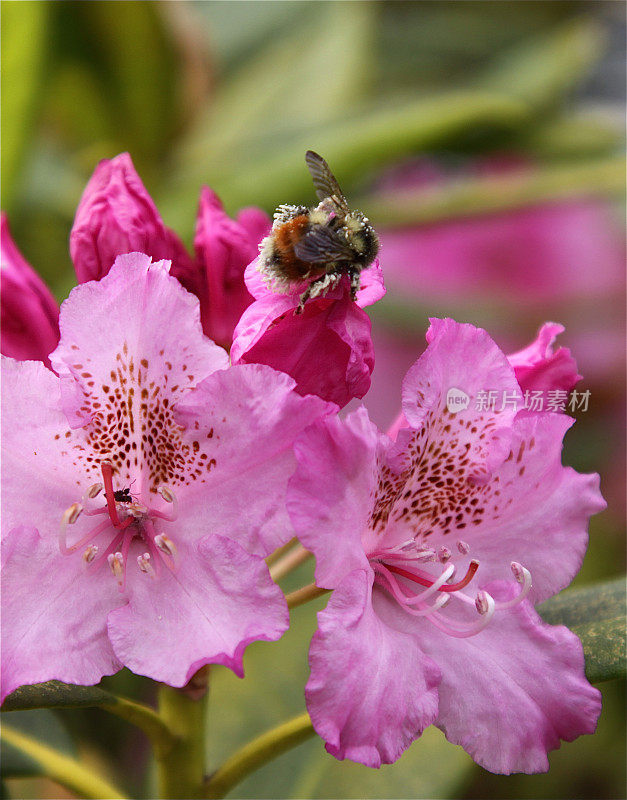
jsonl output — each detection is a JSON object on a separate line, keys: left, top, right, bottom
{"left": 475, "top": 589, "right": 491, "bottom": 615}
{"left": 62, "top": 503, "right": 83, "bottom": 525}
{"left": 154, "top": 533, "right": 177, "bottom": 559}
{"left": 107, "top": 552, "right": 124, "bottom": 584}
{"left": 457, "top": 540, "right": 470, "bottom": 554}
{"left": 426, "top": 591, "right": 496, "bottom": 638}
{"left": 137, "top": 552, "right": 156, "bottom": 578}
{"left": 59, "top": 503, "right": 84, "bottom": 554}
{"left": 493, "top": 563, "right": 533, "bottom": 610}
{"left": 82, "top": 545, "right": 98, "bottom": 564}
{"left": 438, "top": 546, "right": 451, "bottom": 563}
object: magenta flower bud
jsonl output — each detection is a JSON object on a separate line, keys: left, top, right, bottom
{"left": 70, "top": 153, "right": 194, "bottom": 284}
{"left": 231, "top": 257, "right": 386, "bottom": 408}
{"left": 508, "top": 322, "right": 581, "bottom": 395}
{"left": 193, "top": 187, "right": 270, "bottom": 348}
{"left": 1, "top": 213, "right": 60, "bottom": 366}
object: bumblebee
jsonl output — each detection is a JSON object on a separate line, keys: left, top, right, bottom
{"left": 258, "top": 151, "right": 379, "bottom": 311}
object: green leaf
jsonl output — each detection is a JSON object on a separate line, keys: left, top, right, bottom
{"left": 0, "top": 709, "right": 75, "bottom": 778}
{"left": 539, "top": 577, "right": 626, "bottom": 684}
{"left": 361, "top": 155, "right": 625, "bottom": 226}
{"left": 1, "top": 681, "right": 113, "bottom": 713}
{"left": 478, "top": 17, "right": 604, "bottom": 110}
{"left": 0, "top": 0, "right": 49, "bottom": 210}
{"left": 162, "top": 88, "right": 525, "bottom": 230}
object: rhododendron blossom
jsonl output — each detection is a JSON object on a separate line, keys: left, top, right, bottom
{"left": 231, "top": 256, "right": 385, "bottom": 407}
{"left": 387, "top": 321, "right": 581, "bottom": 438}
{"left": 288, "top": 318, "right": 604, "bottom": 773}
{"left": 1, "top": 253, "right": 332, "bottom": 700}
{"left": 70, "top": 152, "right": 270, "bottom": 347}
{"left": 0, "top": 213, "right": 60, "bottom": 366}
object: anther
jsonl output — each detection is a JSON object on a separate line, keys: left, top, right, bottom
{"left": 137, "top": 552, "right": 156, "bottom": 578}
{"left": 107, "top": 551, "right": 124, "bottom": 584}
{"left": 457, "top": 540, "right": 470, "bottom": 555}
{"left": 475, "top": 590, "right": 492, "bottom": 615}
{"left": 86, "top": 483, "right": 103, "bottom": 499}
{"left": 158, "top": 486, "right": 175, "bottom": 503}
{"left": 154, "top": 533, "right": 177, "bottom": 558}
{"left": 82, "top": 545, "right": 99, "bottom": 564}
{"left": 438, "top": 546, "right": 451, "bottom": 563}
{"left": 62, "top": 503, "right": 83, "bottom": 525}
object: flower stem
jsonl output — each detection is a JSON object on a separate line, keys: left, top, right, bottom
{"left": 102, "top": 695, "right": 178, "bottom": 757}
{"left": 203, "top": 713, "right": 315, "bottom": 799}
{"left": 285, "top": 582, "right": 330, "bottom": 610}
{"left": 156, "top": 680, "right": 209, "bottom": 799}
{"left": 1, "top": 724, "right": 127, "bottom": 799}
{"left": 265, "top": 537, "right": 297, "bottom": 567}
{"left": 269, "top": 544, "right": 312, "bottom": 582}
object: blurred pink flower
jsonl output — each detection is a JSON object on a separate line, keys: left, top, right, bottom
{"left": 0, "top": 214, "right": 60, "bottom": 367}
{"left": 288, "top": 318, "right": 604, "bottom": 773}
{"left": 231, "top": 257, "right": 385, "bottom": 408}
{"left": 70, "top": 153, "right": 270, "bottom": 347}
{"left": 377, "top": 157, "right": 624, "bottom": 306}
{"left": 1, "top": 253, "right": 332, "bottom": 698}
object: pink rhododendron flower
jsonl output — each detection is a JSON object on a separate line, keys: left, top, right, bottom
{"left": 0, "top": 213, "right": 60, "bottom": 366}
{"left": 70, "top": 152, "right": 270, "bottom": 346}
{"left": 194, "top": 187, "right": 270, "bottom": 348}
{"left": 1, "top": 252, "right": 332, "bottom": 699}
{"left": 288, "top": 318, "right": 604, "bottom": 773}
{"left": 230, "top": 257, "right": 385, "bottom": 407}
{"left": 387, "top": 321, "right": 581, "bottom": 438}
{"left": 507, "top": 321, "right": 581, "bottom": 395}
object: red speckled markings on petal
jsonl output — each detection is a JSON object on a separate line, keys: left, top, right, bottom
{"left": 50, "top": 252, "right": 229, "bottom": 494}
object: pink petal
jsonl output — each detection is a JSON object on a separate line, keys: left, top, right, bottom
{"left": 107, "top": 534, "right": 288, "bottom": 685}
{"left": 426, "top": 412, "right": 606, "bottom": 604}
{"left": 508, "top": 322, "right": 581, "bottom": 396}
{"left": 49, "top": 253, "right": 229, "bottom": 488}
{"left": 1, "top": 358, "right": 87, "bottom": 538}
{"left": 232, "top": 282, "right": 376, "bottom": 408}
{"left": 378, "top": 580, "right": 601, "bottom": 774}
{"left": 306, "top": 569, "right": 440, "bottom": 767}
{"left": 1, "top": 526, "right": 122, "bottom": 702}
{"left": 288, "top": 409, "right": 379, "bottom": 588}
{"left": 193, "top": 188, "right": 270, "bottom": 347}
{"left": 70, "top": 153, "right": 194, "bottom": 285}
{"left": 0, "top": 214, "right": 60, "bottom": 366}
{"left": 175, "top": 363, "right": 334, "bottom": 556}
{"left": 397, "top": 319, "right": 521, "bottom": 500}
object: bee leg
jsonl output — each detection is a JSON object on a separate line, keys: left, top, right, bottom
{"left": 296, "top": 273, "right": 337, "bottom": 313}
{"left": 295, "top": 283, "right": 313, "bottom": 314}
{"left": 349, "top": 268, "right": 361, "bottom": 301}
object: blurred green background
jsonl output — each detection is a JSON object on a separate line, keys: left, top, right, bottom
{"left": 1, "top": 1, "right": 625, "bottom": 798}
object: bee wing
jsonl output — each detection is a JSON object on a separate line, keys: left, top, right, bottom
{"left": 305, "top": 150, "right": 350, "bottom": 213}
{"left": 293, "top": 225, "right": 354, "bottom": 264}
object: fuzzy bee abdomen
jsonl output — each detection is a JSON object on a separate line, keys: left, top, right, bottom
{"left": 269, "top": 215, "right": 323, "bottom": 282}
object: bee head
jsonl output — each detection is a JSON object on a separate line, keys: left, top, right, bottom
{"left": 344, "top": 211, "right": 379, "bottom": 262}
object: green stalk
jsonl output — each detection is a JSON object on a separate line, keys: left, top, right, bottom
{"left": 285, "top": 583, "right": 330, "bottom": 610}
{"left": 156, "top": 682, "right": 209, "bottom": 799}
{"left": 204, "top": 713, "right": 315, "bottom": 799}
{"left": 1, "top": 724, "right": 126, "bottom": 800}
